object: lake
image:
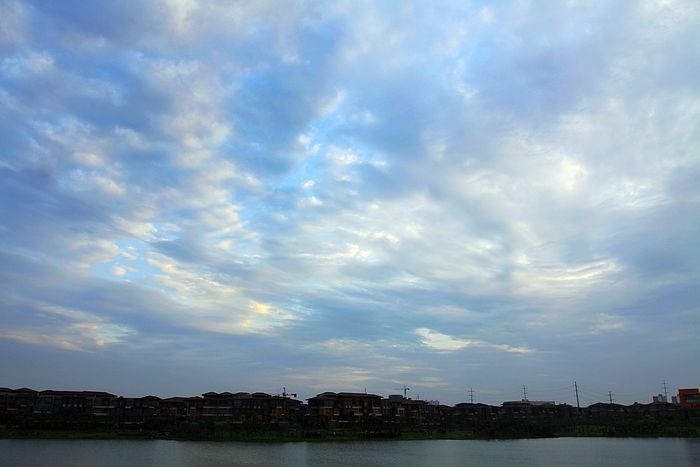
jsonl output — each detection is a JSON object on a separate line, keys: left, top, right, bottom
{"left": 2, "top": 437, "right": 700, "bottom": 466}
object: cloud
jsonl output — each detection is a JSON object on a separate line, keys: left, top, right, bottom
{"left": 416, "top": 328, "right": 533, "bottom": 354}
{"left": 592, "top": 313, "right": 625, "bottom": 333}
{"left": 0, "top": 0, "right": 698, "bottom": 404}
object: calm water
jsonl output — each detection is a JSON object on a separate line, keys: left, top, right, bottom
{"left": 2, "top": 438, "right": 700, "bottom": 466}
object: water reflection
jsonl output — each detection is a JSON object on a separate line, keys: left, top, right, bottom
{"left": 2, "top": 438, "right": 700, "bottom": 467}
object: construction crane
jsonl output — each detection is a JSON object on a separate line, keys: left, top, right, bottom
{"left": 393, "top": 384, "right": 410, "bottom": 398}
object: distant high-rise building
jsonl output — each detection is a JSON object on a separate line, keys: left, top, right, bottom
{"left": 652, "top": 394, "right": 667, "bottom": 403}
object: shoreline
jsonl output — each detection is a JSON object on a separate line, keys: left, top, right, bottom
{"left": 2, "top": 428, "right": 698, "bottom": 442}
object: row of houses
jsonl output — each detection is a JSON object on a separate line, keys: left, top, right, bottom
{"left": 306, "top": 392, "right": 442, "bottom": 426}
{"left": 456, "top": 399, "right": 697, "bottom": 421}
{"left": 1, "top": 387, "right": 698, "bottom": 427}
{"left": 0, "top": 388, "right": 302, "bottom": 425}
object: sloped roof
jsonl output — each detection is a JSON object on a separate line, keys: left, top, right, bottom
{"left": 337, "top": 392, "right": 382, "bottom": 398}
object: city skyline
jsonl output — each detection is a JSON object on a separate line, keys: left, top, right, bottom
{"left": 1, "top": 0, "right": 699, "bottom": 406}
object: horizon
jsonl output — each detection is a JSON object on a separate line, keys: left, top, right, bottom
{"left": 1, "top": 0, "right": 698, "bottom": 408}
{"left": 1, "top": 384, "right": 689, "bottom": 407}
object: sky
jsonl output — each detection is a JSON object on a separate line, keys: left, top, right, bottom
{"left": 0, "top": 0, "right": 698, "bottom": 406}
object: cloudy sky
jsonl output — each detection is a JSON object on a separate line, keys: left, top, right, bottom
{"left": 1, "top": 0, "right": 698, "bottom": 405}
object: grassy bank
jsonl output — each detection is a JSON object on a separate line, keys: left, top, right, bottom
{"left": 2, "top": 423, "right": 698, "bottom": 442}
{"left": 0, "top": 427, "right": 156, "bottom": 440}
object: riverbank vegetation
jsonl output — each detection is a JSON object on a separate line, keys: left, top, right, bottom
{"left": 2, "top": 417, "right": 699, "bottom": 442}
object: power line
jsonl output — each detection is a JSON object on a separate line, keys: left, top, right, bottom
{"left": 526, "top": 385, "right": 575, "bottom": 393}
{"left": 577, "top": 387, "right": 612, "bottom": 399}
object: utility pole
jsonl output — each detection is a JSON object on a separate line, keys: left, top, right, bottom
{"left": 608, "top": 391, "right": 614, "bottom": 405}
{"left": 468, "top": 387, "right": 475, "bottom": 404}
{"left": 663, "top": 380, "right": 668, "bottom": 401}
{"left": 522, "top": 385, "right": 528, "bottom": 402}
{"left": 574, "top": 381, "right": 580, "bottom": 411}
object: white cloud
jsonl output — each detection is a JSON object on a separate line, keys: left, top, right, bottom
{"left": 0, "top": 304, "right": 136, "bottom": 352}
{"left": 0, "top": 0, "right": 27, "bottom": 46}
{"left": 479, "top": 6, "right": 495, "bottom": 25}
{"left": 69, "top": 237, "right": 121, "bottom": 269}
{"left": 511, "top": 259, "right": 622, "bottom": 297}
{"left": 298, "top": 195, "right": 323, "bottom": 208}
{"left": 1, "top": 51, "right": 54, "bottom": 76}
{"left": 416, "top": 328, "right": 533, "bottom": 354}
{"left": 593, "top": 313, "right": 625, "bottom": 332}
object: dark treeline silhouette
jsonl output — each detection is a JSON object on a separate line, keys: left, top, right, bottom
{"left": 1, "top": 387, "right": 699, "bottom": 440}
